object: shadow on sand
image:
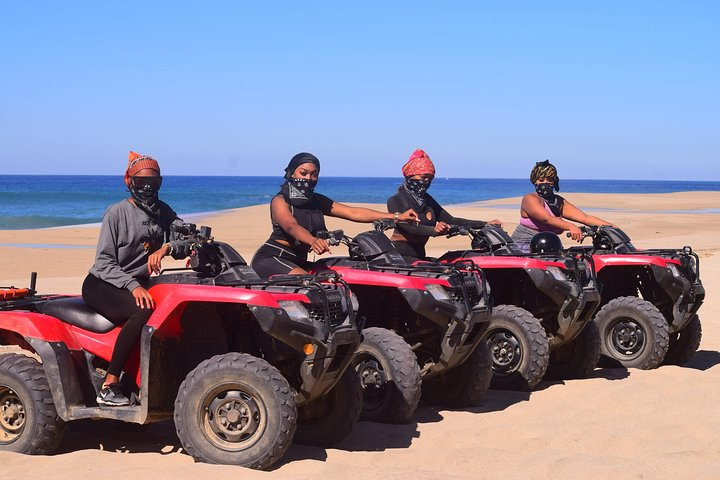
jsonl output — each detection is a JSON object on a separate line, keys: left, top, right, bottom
{"left": 287, "top": 385, "right": 534, "bottom": 459}
{"left": 590, "top": 367, "right": 631, "bottom": 381}
{"left": 286, "top": 419, "right": 421, "bottom": 462}
{"left": 679, "top": 350, "right": 720, "bottom": 371}
{"left": 58, "top": 419, "right": 183, "bottom": 455}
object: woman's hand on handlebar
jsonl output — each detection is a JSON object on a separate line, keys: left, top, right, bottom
{"left": 311, "top": 237, "right": 331, "bottom": 255}
{"left": 487, "top": 219, "right": 503, "bottom": 227}
{"left": 434, "top": 221, "right": 451, "bottom": 235}
{"left": 567, "top": 224, "right": 583, "bottom": 242}
{"left": 132, "top": 286, "right": 155, "bottom": 310}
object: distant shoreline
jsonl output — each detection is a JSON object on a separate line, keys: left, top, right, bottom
{"left": 2, "top": 190, "right": 719, "bottom": 232}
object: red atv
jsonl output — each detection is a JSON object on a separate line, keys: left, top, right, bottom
{"left": 438, "top": 225, "right": 601, "bottom": 390}
{"left": 569, "top": 225, "right": 704, "bottom": 369}
{"left": 0, "top": 224, "right": 362, "bottom": 470}
{"left": 311, "top": 220, "right": 492, "bottom": 422}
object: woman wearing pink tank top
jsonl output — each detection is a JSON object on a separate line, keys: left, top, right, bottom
{"left": 511, "top": 160, "right": 614, "bottom": 251}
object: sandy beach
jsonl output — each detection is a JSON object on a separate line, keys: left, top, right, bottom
{"left": 1, "top": 191, "right": 718, "bottom": 480}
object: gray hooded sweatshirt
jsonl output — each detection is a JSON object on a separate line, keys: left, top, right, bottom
{"left": 89, "top": 199, "right": 193, "bottom": 291}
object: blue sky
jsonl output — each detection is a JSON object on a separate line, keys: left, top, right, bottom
{"left": 2, "top": 1, "right": 718, "bottom": 180}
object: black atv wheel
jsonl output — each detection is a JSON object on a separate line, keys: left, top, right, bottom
{"left": 593, "top": 296, "right": 669, "bottom": 370}
{"left": 293, "top": 366, "right": 363, "bottom": 447}
{"left": 174, "top": 353, "right": 296, "bottom": 470}
{"left": 482, "top": 305, "right": 550, "bottom": 391}
{"left": 663, "top": 315, "right": 702, "bottom": 366}
{"left": 421, "top": 342, "right": 493, "bottom": 408}
{"left": 0, "top": 353, "right": 65, "bottom": 454}
{"left": 546, "top": 321, "right": 601, "bottom": 380}
{"left": 353, "top": 327, "right": 421, "bottom": 424}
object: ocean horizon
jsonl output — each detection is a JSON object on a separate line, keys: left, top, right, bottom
{"left": 2, "top": 175, "right": 720, "bottom": 230}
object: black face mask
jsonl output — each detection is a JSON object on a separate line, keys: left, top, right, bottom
{"left": 280, "top": 177, "right": 317, "bottom": 206}
{"left": 130, "top": 176, "right": 162, "bottom": 217}
{"left": 535, "top": 183, "right": 556, "bottom": 200}
{"left": 405, "top": 178, "right": 432, "bottom": 196}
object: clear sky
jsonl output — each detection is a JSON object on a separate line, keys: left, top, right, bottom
{"left": 2, "top": 1, "right": 718, "bottom": 180}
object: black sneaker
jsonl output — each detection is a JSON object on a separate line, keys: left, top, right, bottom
{"left": 97, "top": 383, "right": 130, "bottom": 406}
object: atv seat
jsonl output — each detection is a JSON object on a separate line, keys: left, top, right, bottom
{"left": 314, "top": 257, "right": 362, "bottom": 269}
{"left": 37, "top": 297, "right": 117, "bottom": 333}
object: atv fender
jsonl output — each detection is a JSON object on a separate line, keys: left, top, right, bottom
{"left": 424, "top": 304, "right": 491, "bottom": 378}
{"left": 524, "top": 269, "right": 600, "bottom": 348}
{"left": 398, "top": 288, "right": 457, "bottom": 327}
{"left": 648, "top": 264, "right": 700, "bottom": 332}
{"left": 250, "top": 306, "right": 361, "bottom": 404}
{"left": 0, "top": 311, "right": 82, "bottom": 349}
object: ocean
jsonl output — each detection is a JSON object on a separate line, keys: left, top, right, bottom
{"left": 1, "top": 175, "right": 719, "bottom": 230}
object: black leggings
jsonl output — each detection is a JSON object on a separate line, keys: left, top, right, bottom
{"left": 82, "top": 274, "right": 153, "bottom": 378}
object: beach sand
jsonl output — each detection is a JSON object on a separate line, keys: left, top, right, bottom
{"left": 1, "top": 191, "right": 718, "bottom": 479}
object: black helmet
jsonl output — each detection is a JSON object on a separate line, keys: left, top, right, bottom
{"left": 530, "top": 232, "right": 563, "bottom": 254}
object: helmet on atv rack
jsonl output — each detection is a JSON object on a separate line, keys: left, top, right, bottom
{"left": 530, "top": 232, "right": 563, "bottom": 255}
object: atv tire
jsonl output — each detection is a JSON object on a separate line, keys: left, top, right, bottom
{"left": 353, "top": 327, "right": 421, "bottom": 424}
{"left": 174, "top": 353, "right": 296, "bottom": 470}
{"left": 663, "top": 314, "right": 702, "bottom": 366}
{"left": 546, "top": 321, "right": 601, "bottom": 380}
{"left": 0, "top": 353, "right": 65, "bottom": 454}
{"left": 482, "top": 305, "right": 550, "bottom": 391}
{"left": 294, "top": 366, "right": 363, "bottom": 447}
{"left": 593, "top": 296, "right": 669, "bottom": 369}
{"left": 421, "top": 342, "right": 493, "bottom": 408}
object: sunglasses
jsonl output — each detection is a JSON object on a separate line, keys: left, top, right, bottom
{"left": 132, "top": 176, "right": 162, "bottom": 190}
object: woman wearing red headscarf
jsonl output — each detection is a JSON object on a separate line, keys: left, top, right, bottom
{"left": 82, "top": 151, "right": 193, "bottom": 406}
{"left": 387, "top": 148, "right": 502, "bottom": 261}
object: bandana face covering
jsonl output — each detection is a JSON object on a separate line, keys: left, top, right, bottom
{"left": 281, "top": 177, "right": 317, "bottom": 206}
{"left": 405, "top": 178, "right": 431, "bottom": 196}
{"left": 535, "top": 182, "right": 563, "bottom": 216}
{"left": 403, "top": 177, "right": 432, "bottom": 208}
{"left": 535, "top": 182, "right": 556, "bottom": 201}
{"left": 130, "top": 176, "right": 162, "bottom": 217}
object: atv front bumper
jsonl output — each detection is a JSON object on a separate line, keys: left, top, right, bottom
{"left": 650, "top": 265, "right": 705, "bottom": 333}
{"left": 525, "top": 269, "right": 601, "bottom": 349}
{"left": 250, "top": 306, "right": 361, "bottom": 405}
{"left": 399, "top": 288, "right": 491, "bottom": 379}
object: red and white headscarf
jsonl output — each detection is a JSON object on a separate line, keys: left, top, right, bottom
{"left": 402, "top": 148, "right": 436, "bottom": 177}
{"left": 124, "top": 151, "right": 160, "bottom": 186}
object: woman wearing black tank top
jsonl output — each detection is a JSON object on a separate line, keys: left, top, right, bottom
{"left": 251, "top": 153, "right": 417, "bottom": 278}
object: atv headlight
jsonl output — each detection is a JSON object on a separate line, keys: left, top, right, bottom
{"left": 667, "top": 263, "right": 681, "bottom": 277}
{"left": 546, "top": 266, "right": 567, "bottom": 281}
{"left": 277, "top": 301, "right": 310, "bottom": 321}
{"left": 424, "top": 284, "right": 451, "bottom": 301}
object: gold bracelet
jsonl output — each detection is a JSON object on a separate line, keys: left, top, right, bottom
{"left": 394, "top": 212, "right": 400, "bottom": 221}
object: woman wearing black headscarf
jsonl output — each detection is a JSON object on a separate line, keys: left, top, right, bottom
{"left": 251, "top": 152, "right": 417, "bottom": 278}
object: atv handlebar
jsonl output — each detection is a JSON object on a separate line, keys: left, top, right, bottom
{"left": 316, "top": 229, "right": 346, "bottom": 246}
{"left": 445, "top": 224, "right": 480, "bottom": 239}
{"left": 566, "top": 225, "right": 600, "bottom": 243}
{"left": 171, "top": 223, "right": 213, "bottom": 243}
{"left": 316, "top": 219, "right": 410, "bottom": 246}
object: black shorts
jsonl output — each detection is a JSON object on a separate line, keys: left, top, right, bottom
{"left": 251, "top": 240, "right": 311, "bottom": 278}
